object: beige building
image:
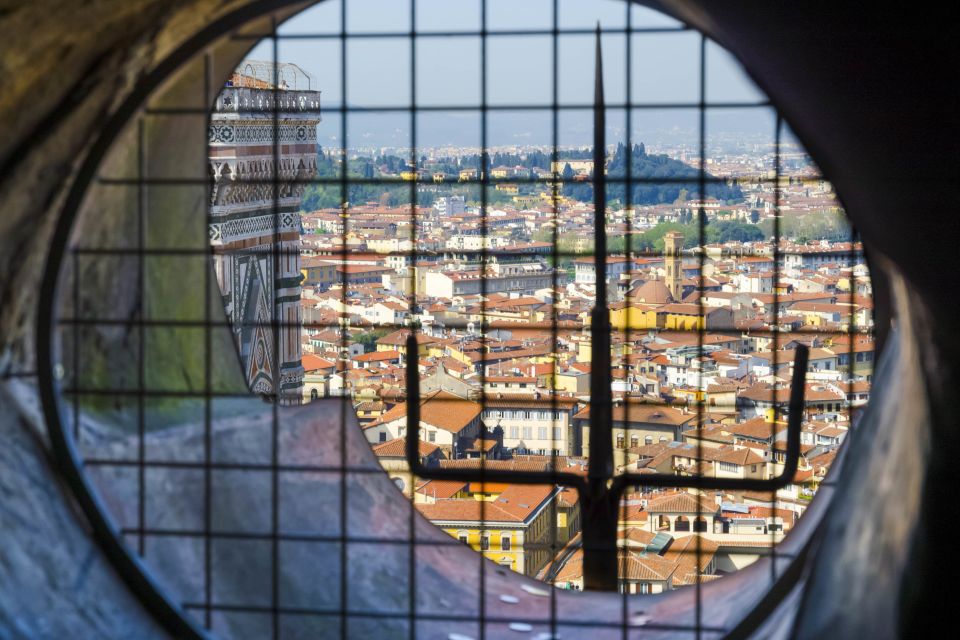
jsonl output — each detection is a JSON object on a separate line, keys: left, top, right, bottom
{"left": 371, "top": 437, "right": 444, "bottom": 498}
{"left": 646, "top": 491, "right": 721, "bottom": 536}
{"left": 574, "top": 403, "right": 697, "bottom": 467}
{"left": 362, "top": 391, "right": 482, "bottom": 459}
{"left": 481, "top": 398, "right": 579, "bottom": 456}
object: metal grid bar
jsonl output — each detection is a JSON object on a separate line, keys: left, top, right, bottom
{"left": 137, "top": 117, "right": 147, "bottom": 558}
{"left": 96, "top": 174, "right": 810, "bottom": 185}
{"left": 202, "top": 50, "right": 215, "bottom": 629}
{"left": 64, "top": 245, "right": 865, "bottom": 259}
{"left": 337, "top": 3, "right": 350, "bottom": 637}
{"left": 695, "top": 35, "right": 707, "bottom": 630}
{"left": 549, "top": 1, "right": 563, "bottom": 635}
{"left": 269, "top": 20, "right": 282, "bottom": 636}
{"left": 407, "top": 1, "right": 419, "bottom": 636}
{"left": 478, "top": 2, "right": 490, "bottom": 634}
{"left": 769, "top": 114, "right": 783, "bottom": 584}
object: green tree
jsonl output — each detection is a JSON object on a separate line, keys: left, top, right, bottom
{"left": 356, "top": 328, "right": 393, "bottom": 353}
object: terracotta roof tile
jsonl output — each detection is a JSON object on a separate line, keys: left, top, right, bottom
{"left": 366, "top": 391, "right": 482, "bottom": 433}
{"left": 371, "top": 437, "right": 440, "bottom": 458}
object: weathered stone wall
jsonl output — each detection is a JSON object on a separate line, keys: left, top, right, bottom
{"left": 0, "top": 2, "right": 299, "bottom": 636}
{"left": 0, "top": 0, "right": 270, "bottom": 368}
{"left": 1, "top": 381, "right": 170, "bottom": 637}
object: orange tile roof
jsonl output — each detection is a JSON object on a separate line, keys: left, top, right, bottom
{"left": 438, "top": 457, "right": 587, "bottom": 475}
{"left": 707, "top": 445, "right": 766, "bottom": 466}
{"left": 415, "top": 484, "right": 556, "bottom": 524}
{"left": 377, "top": 329, "right": 440, "bottom": 346}
{"left": 617, "top": 527, "right": 658, "bottom": 547}
{"left": 415, "top": 479, "right": 469, "bottom": 500}
{"left": 353, "top": 350, "right": 402, "bottom": 362}
{"left": 366, "top": 391, "right": 482, "bottom": 434}
{"left": 302, "top": 354, "right": 335, "bottom": 372}
{"left": 574, "top": 403, "right": 696, "bottom": 426}
{"left": 660, "top": 535, "right": 719, "bottom": 585}
{"left": 371, "top": 437, "right": 440, "bottom": 458}
{"left": 646, "top": 492, "right": 718, "bottom": 515}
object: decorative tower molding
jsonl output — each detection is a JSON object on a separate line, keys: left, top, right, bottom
{"left": 209, "top": 61, "right": 321, "bottom": 404}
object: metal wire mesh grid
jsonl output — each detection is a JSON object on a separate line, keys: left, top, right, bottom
{"left": 37, "top": 1, "right": 872, "bottom": 638}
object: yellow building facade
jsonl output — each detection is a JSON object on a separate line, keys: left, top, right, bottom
{"left": 608, "top": 305, "right": 660, "bottom": 331}
{"left": 662, "top": 310, "right": 706, "bottom": 331}
{"left": 420, "top": 486, "right": 560, "bottom": 576}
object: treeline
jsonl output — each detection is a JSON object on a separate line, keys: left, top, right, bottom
{"left": 562, "top": 143, "right": 743, "bottom": 206}
{"left": 759, "top": 210, "right": 851, "bottom": 243}
{"left": 609, "top": 220, "right": 765, "bottom": 253}
{"left": 300, "top": 143, "right": 746, "bottom": 211}
{"left": 424, "top": 149, "right": 594, "bottom": 176}
{"left": 301, "top": 150, "right": 439, "bottom": 210}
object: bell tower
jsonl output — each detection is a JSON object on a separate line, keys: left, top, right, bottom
{"left": 664, "top": 230, "right": 684, "bottom": 302}
{"left": 209, "top": 61, "right": 321, "bottom": 404}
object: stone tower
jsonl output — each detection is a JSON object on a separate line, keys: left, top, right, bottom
{"left": 209, "top": 61, "right": 321, "bottom": 404}
{"left": 664, "top": 230, "right": 684, "bottom": 302}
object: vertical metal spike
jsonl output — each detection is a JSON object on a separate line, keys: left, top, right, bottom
{"left": 592, "top": 23, "right": 608, "bottom": 314}
{"left": 589, "top": 23, "right": 611, "bottom": 482}
{"left": 583, "top": 23, "right": 619, "bottom": 591}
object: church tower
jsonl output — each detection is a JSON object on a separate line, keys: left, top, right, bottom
{"left": 209, "top": 61, "right": 321, "bottom": 404}
{"left": 664, "top": 230, "right": 684, "bottom": 302}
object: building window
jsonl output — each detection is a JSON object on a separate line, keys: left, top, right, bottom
{"left": 616, "top": 434, "right": 625, "bottom": 448}
{"left": 501, "top": 536, "right": 511, "bottom": 551}
{"left": 458, "top": 533, "right": 468, "bottom": 545}
{"left": 481, "top": 535, "right": 490, "bottom": 551}
{"left": 428, "top": 430, "right": 436, "bottom": 443}
{"left": 645, "top": 436, "right": 653, "bottom": 446}
{"left": 379, "top": 432, "right": 387, "bottom": 443}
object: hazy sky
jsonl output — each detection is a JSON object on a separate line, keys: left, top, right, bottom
{"left": 244, "top": 0, "right": 783, "bottom": 151}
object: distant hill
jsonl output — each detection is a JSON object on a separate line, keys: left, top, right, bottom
{"left": 562, "top": 142, "right": 743, "bottom": 206}
{"left": 300, "top": 143, "right": 742, "bottom": 211}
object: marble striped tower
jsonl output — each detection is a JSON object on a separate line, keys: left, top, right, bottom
{"left": 209, "top": 61, "right": 321, "bottom": 404}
